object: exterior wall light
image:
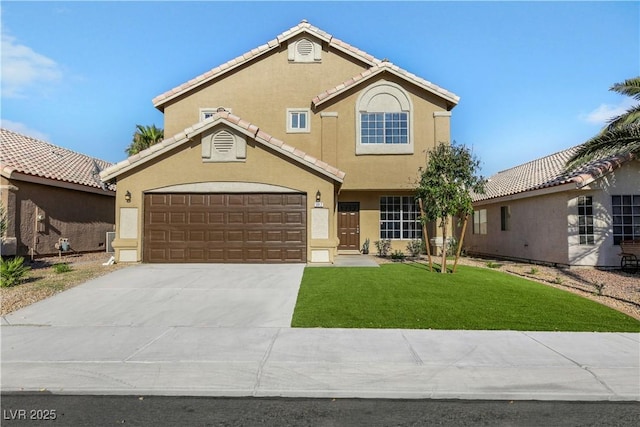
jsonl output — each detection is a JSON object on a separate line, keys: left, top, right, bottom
{"left": 125, "top": 191, "right": 132, "bottom": 203}
{"left": 316, "top": 190, "right": 321, "bottom": 202}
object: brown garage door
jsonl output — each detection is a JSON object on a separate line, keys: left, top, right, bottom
{"left": 143, "top": 193, "right": 306, "bottom": 263}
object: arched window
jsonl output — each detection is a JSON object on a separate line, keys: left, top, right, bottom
{"left": 356, "top": 81, "right": 413, "bottom": 155}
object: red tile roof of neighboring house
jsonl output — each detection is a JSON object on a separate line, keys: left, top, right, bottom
{"left": 474, "top": 146, "right": 636, "bottom": 202}
{"left": 100, "top": 111, "right": 346, "bottom": 183}
{"left": 1, "top": 128, "right": 114, "bottom": 192}
{"left": 152, "top": 20, "right": 458, "bottom": 110}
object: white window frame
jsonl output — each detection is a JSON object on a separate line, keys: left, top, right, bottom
{"left": 200, "top": 107, "right": 232, "bottom": 122}
{"left": 577, "top": 196, "right": 595, "bottom": 245}
{"left": 379, "top": 196, "right": 422, "bottom": 240}
{"left": 356, "top": 81, "right": 414, "bottom": 155}
{"left": 473, "top": 209, "right": 487, "bottom": 235}
{"left": 612, "top": 194, "right": 640, "bottom": 245}
{"left": 286, "top": 108, "right": 310, "bottom": 133}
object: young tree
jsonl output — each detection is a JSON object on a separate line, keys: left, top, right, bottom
{"left": 125, "top": 124, "right": 164, "bottom": 156}
{"left": 416, "top": 142, "right": 485, "bottom": 273}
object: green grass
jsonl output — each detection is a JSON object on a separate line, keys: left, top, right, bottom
{"left": 291, "top": 264, "right": 640, "bottom": 332}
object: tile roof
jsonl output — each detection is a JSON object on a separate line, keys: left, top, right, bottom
{"left": 1, "top": 128, "right": 114, "bottom": 192}
{"left": 474, "top": 146, "right": 636, "bottom": 202}
{"left": 152, "top": 20, "right": 457, "bottom": 109}
{"left": 312, "top": 61, "right": 459, "bottom": 108}
{"left": 100, "top": 111, "right": 346, "bottom": 183}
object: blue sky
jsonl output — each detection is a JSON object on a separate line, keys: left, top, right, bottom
{"left": 2, "top": 1, "right": 638, "bottom": 176}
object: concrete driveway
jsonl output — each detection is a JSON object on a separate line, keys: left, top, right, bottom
{"left": 3, "top": 264, "right": 306, "bottom": 328}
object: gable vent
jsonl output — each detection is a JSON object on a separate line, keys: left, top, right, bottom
{"left": 296, "top": 39, "right": 313, "bottom": 56}
{"left": 213, "top": 131, "right": 234, "bottom": 153}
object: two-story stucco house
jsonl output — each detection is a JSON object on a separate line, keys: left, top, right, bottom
{"left": 100, "top": 21, "right": 459, "bottom": 264}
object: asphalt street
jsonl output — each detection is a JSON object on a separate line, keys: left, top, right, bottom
{"left": 2, "top": 394, "right": 640, "bottom": 426}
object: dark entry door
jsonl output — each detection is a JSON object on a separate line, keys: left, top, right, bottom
{"left": 338, "top": 202, "right": 360, "bottom": 251}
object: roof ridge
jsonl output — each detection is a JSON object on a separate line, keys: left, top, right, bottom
{"left": 312, "top": 61, "right": 459, "bottom": 107}
{"left": 1, "top": 128, "right": 111, "bottom": 165}
{"left": 100, "top": 112, "right": 346, "bottom": 183}
{"left": 1, "top": 128, "right": 114, "bottom": 191}
{"left": 476, "top": 144, "right": 635, "bottom": 202}
{"left": 152, "top": 20, "right": 384, "bottom": 109}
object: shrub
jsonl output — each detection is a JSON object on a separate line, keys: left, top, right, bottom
{"left": 406, "top": 240, "right": 422, "bottom": 258}
{"left": 528, "top": 267, "right": 539, "bottom": 275}
{"left": 1, "top": 256, "right": 31, "bottom": 288}
{"left": 53, "top": 263, "right": 72, "bottom": 274}
{"left": 374, "top": 239, "right": 391, "bottom": 257}
{"left": 486, "top": 261, "right": 502, "bottom": 269}
{"left": 391, "top": 250, "right": 406, "bottom": 261}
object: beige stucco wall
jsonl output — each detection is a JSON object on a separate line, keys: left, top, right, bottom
{"left": 568, "top": 159, "right": 640, "bottom": 267}
{"left": 111, "top": 126, "right": 338, "bottom": 262}
{"left": 465, "top": 159, "right": 640, "bottom": 268}
{"left": 465, "top": 191, "right": 570, "bottom": 266}
{"left": 1, "top": 178, "right": 115, "bottom": 257}
{"left": 161, "top": 36, "right": 452, "bottom": 193}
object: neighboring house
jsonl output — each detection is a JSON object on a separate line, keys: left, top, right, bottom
{"left": 100, "top": 20, "right": 459, "bottom": 264}
{"left": 465, "top": 146, "right": 639, "bottom": 268}
{"left": 1, "top": 128, "right": 115, "bottom": 257}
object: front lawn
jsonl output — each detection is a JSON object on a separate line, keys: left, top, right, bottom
{"left": 291, "top": 263, "right": 640, "bottom": 331}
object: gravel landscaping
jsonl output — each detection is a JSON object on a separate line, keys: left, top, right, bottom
{"left": 1, "top": 252, "right": 123, "bottom": 315}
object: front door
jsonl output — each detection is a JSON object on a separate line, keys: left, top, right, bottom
{"left": 338, "top": 202, "right": 360, "bottom": 251}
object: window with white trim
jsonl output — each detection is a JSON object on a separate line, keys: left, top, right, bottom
{"left": 379, "top": 196, "right": 422, "bottom": 240}
{"left": 356, "top": 81, "right": 413, "bottom": 155}
{"left": 612, "top": 195, "right": 640, "bottom": 245}
{"left": 577, "top": 196, "right": 594, "bottom": 245}
{"left": 286, "top": 108, "right": 310, "bottom": 133}
{"left": 200, "top": 107, "right": 231, "bottom": 121}
{"left": 473, "top": 209, "right": 487, "bottom": 235}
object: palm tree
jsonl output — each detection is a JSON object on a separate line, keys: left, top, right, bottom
{"left": 566, "top": 77, "right": 640, "bottom": 170}
{"left": 125, "top": 124, "right": 164, "bottom": 156}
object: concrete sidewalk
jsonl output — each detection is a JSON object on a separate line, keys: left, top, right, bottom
{"left": 1, "top": 263, "right": 638, "bottom": 401}
{"left": 2, "top": 325, "right": 638, "bottom": 400}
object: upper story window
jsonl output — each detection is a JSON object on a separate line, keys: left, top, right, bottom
{"left": 287, "top": 108, "right": 310, "bottom": 133}
{"left": 356, "top": 81, "right": 413, "bottom": 155}
{"left": 200, "top": 107, "right": 231, "bottom": 122}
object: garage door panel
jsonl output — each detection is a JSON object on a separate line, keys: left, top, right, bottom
{"left": 285, "top": 212, "right": 304, "bottom": 225}
{"left": 285, "top": 230, "right": 304, "bottom": 243}
{"left": 189, "top": 212, "right": 206, "bottom": 224}
{"left": 209, "top": 212, "right": 225, "bottom": 224}
{"left": 265, "top": 212, "right": 283, "bottom": 224}
{"left": 149, "top": 212, "right": 167, "bottom": 224}
{"left": 170, "top": 230, "right": 186, "bottom": 242}
{"left": 170, "top": 194, "right": 188, "bottom": 205}
{"left": 228, "top": 212, "right": 244, "bottom": 224}
{"left": 170, "top": 212, "right": 187, "bottom": 224}
{"left": 190, "top": 194, "right": 207, "bottom": 205}
{"left": 208, "top": 230, "right": 224, "bottom": 242}
{"left": 144, "top": 193, "right": 306, "bottom": 263}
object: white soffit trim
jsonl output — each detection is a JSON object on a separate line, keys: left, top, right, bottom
{"left": 146, "top": 182, "right": 301, "bottom": 193}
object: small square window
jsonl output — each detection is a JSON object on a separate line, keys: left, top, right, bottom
{"left": 287, "top": 109, "right": 310, "bottom": 133}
